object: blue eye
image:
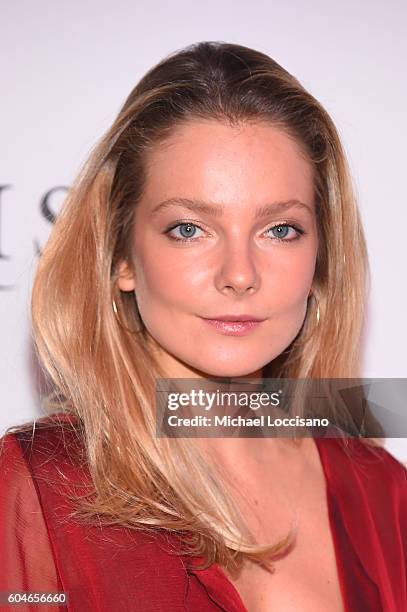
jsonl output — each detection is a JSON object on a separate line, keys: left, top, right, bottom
{"left": 165, "top": 222, "right": 204, "bottom": 242}
{"left": 164, "top": 221, "right": 305, "bottom": 243}
{"left": 268, "top": 224, "right": 298, "bottom": 240}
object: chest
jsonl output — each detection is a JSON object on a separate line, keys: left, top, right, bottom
{"left": 225, "top": 507, "right": 346, "bottom": 612}
{"left": 221, "top": 447, "right": 346, "bottom": 611}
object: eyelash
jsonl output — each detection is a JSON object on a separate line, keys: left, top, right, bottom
{"left": 164, "top": 221, "right": 306, "bottom": 244}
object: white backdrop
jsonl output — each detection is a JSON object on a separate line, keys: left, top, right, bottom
{"left": 1, "top": 0, "right": 406, "bottom": 462}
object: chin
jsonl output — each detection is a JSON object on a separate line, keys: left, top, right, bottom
{"left": 191, "top": 361, "right": 265, "bottom": 380}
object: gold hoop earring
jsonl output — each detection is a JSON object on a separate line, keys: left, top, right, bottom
{"left": 310, "top": 293, "right": 320, "bottom": 326}
{"left": 313, "top": 294, "right": 322, "bottom": 333}
{"left": 112, "top": 295, "right": 142, "bottom": 334}
{"left": 290, "top": 294, "right": 321, "bottom": 349}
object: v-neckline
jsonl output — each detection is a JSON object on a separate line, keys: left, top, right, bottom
{"left": 187, "top": 436, "right": 352, "bottom": 612}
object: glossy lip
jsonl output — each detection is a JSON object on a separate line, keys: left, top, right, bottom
{"left": 200, "top": 317, "right": 265, "bottom": 336}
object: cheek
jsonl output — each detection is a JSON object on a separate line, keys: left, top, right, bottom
{"left": 132, "top": 245, "right": 197, "bottom": 316}
{"left": 267, "top": 247, "right": 317, "bottom": 311}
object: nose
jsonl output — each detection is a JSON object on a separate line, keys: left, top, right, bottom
{"left": 214, "top": 241, "right": 260, "bottom": 297}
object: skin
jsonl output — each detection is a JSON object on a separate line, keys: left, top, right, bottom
{"left": 118, "top": 118, "right": 319, "bottom": 382}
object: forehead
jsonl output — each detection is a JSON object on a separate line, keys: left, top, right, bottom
{"left": 141, "top": 119, "right": 315, "bottom": 209}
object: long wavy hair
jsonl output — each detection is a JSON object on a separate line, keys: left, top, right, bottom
{"left": 29, "top": 41, "right": 378, "bottom": 572}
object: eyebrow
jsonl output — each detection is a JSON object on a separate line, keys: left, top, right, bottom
{"left": 150, "top": 197, "right": 313, "bottom": 218}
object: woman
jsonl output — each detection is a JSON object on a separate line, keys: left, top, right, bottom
{"left": 0, "top": 41, "right": 405, "bottom": 612}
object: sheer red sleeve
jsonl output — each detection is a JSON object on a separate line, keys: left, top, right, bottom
{"left": 0, "top": 433, "right": 64, "bottom": 611}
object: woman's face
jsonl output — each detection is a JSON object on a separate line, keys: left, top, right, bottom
{"left": 118, "top": 119, "right": 319, "bottom": 379}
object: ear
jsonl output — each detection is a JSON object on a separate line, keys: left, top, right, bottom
{"left": 117, "top": 260, "right": 136, "bottom": 292}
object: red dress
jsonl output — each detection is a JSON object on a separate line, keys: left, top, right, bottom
{"left": 0, "top": 412, "right": 405, "bottom": 612}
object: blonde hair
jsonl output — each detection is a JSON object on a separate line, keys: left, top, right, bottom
{"left": 30, "top": 41, "right": 380, "bottom": 573}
